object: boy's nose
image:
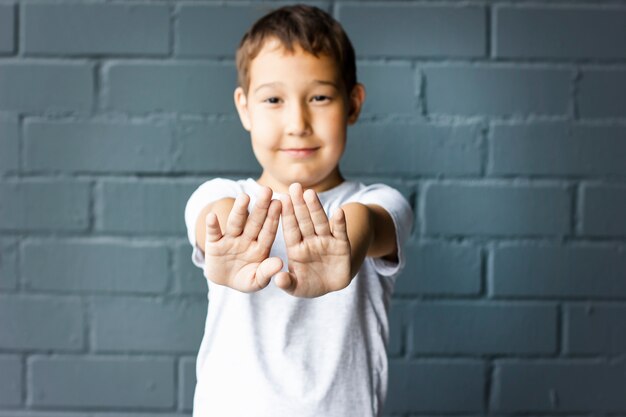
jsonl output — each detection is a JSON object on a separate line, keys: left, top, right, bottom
{"left": 286, "top": 102, "right": 312, "bottom": 136}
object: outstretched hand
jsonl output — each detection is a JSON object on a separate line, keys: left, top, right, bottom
{"left": 203, "top": 186, "right": 284, "bottom": 293}
{"left": 274, "top": 183, "right": 352, "bottom": 298}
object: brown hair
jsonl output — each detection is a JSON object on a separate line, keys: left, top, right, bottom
{"left": 235, "top": 4, "right": 357, "bottom": 96}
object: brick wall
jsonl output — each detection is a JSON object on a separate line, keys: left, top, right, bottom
{"left": 1, "top": 1, "right": 625, "bottom": 416}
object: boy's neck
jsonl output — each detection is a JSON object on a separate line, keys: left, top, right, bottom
{"left": 256, "top": 170, "right": 345, "bottom": 194}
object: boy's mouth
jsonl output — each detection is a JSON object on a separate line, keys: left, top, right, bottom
{"left": 280, "top": 147, "right": 319, "bottom": 158}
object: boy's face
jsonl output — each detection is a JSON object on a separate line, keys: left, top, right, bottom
{"left": 234, "top": 38, "right": 365, "bottom": 194}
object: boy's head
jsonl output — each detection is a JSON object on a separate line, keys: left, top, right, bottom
{"left": 235, "top": 4, "right": 356, "bottom": 97}
{"left": 233, "top": 4, "right": 366, "bottom": 194}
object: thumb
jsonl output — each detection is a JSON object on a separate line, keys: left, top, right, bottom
{"left": 254, "top": 257, "right": 283, "bottom": 289}
{"left": 205, "top": 212, "right": 222, "bottom": 244}
{"left": 330, "top": 207, "right": 348, "bottom": 241}
{"left": 275, "top": 271, "right": 295, "bottom": 293}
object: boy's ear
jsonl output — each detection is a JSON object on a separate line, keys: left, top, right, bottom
{"left": 347, "top": 83, "right": 366, "bottom": 125}
{"left": 234, "top": 87, "right": 251, "bottom": 131}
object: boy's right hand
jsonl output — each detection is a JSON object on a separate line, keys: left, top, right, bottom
{"left": 203, "top": 186, "right": 283, "bottom": 293}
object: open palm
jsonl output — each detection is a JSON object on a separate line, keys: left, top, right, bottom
{"left": 203, "top": 186, "right": 283, "bottom": 293}
{"left": 275, "top": 183, "right": 352, "bottom": 298}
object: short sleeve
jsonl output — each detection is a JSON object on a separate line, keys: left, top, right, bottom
{"left": 345, "top": 184, "right": 414, "bottom": 279}
{"left": 184, "top": 177, "right": 242, "bottom": 268}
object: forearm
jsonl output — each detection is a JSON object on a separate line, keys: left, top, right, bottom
{"left": 340, "top": 202, "right": 374, "bottom": 279}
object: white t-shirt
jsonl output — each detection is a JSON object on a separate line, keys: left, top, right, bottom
{"left": 184, "top": 177, "right": 413, "bottom": 417}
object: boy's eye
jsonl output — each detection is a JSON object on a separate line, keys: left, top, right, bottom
{"left": 311, "top": 95, "right": 330, "bottom": 102}
{"left": 264, "top": 97, "right": 281, "bottom": 104}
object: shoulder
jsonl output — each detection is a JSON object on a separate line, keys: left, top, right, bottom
{"left": 344, "top": 182, "right": 411, "bottom": 210}
{"left": 184, "top": 177, "right": 247, "bottom": 237}
{"left": 190, "top": 177, "right": 245, "bottom": 196}
{"left": 185, "top": 177, "right": 253, "bottom": 207}
{"left": 344, "top": 181, "right": 414, "bottom": 243}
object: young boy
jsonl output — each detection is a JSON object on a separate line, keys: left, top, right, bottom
{"left": 184, "top": 5, "right": 413, "bottom": 416}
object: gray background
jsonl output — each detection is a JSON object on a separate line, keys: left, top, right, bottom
{"left": 1, "top": 0, "right": 626, "bottom": 415}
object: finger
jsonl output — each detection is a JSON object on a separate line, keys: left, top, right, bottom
{"left": 205, "top": 212, "right": 223, "bottom": 243}
{"left": 330, "top": 207, "right": 349, "bottom": 241}
{"left": 274, "top": 271, "right": 295, "bottom": 294}
{"left": 242, "top": 186, "right": 272, "bottom": 241}
{"left": 280, "top": 193, "right": 302, "bottom": 246}
{"left": 254, "top": 257, "right": 283, "bottom": 289}
{"left": 289, "top": 183, "right": 315, "bottom": 237}
{"left": 257, "top": 199, "right": 281, "bottom": 248}
{"left": 225, "top": 193, "right": 250, "bottom": 237}
{"left": 303, "top": 188, "right": 331, "bottom": 236}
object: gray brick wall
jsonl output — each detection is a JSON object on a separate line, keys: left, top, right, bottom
{"left": 0, "top": 1, "right": 624, "bottom": 416}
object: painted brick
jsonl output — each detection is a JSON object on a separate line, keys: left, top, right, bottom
{"left": 383, "top": 359, "right": 485, "bottom": 413}
{"left": 172, "top": 120, "right": 258, "bottom": 173}
{"left": 492, "top": 360, "right": 626, "bottom": 412}
{"left": 424, "top": 183, "right": 571, "bottom": 236}
{"left": 491, "top": 123, "right": 626, "bottom": 177}
{"left": 0, "top": 5, "right": 14, "bottom": 54}
{"left": 176, "top": 5, "right": 267, "bottom": 57}
{"left": 173, "top": 242, "right": 207, "bottom": 294}
{"left": 92, "top": 414, "right": 190, "bottom": 417}
{"left": 92, "top": 415, "right": 190, "bottom": 417}
{"left": 410, "top": 302, "right": 557, "bottom": 355}
{"left": 338, "top": 4, "right": 485, "bottom": 57}
{"left": 388, "top": 301, "right": 407, "bottom": 357}
{"left": 24, "top": 120, "right": 174, "bottom": 173}
{"left": 581, "top": 184, "right": 626, "bottom": 237}
{"left": 0, "top": 63, "right": 93, "bottom": 112}
{"left": 395, "top": 240, "right": 481, "bottom": 296}
{"left": 0, "top": 295, "right": 83, "bottom": 350}
{"left": 358, "top": 64, "right": 415, "bottom": 115}
{"left": 30, "top": 356, "right": 175, "bottom": 408}
{"left": 0, "top": 239, "right": 17, "bottom": 290}
{"left": 105, "top": 63, "right": 237, "bottom": 114}
{"left": 23, "top": 4, "right": 169, "bottom": 56}
{"left": 565, "top": 304, "right": 626, "bottom": 355}
{"left": 0, "top": 355, "right": 21, "bottom": 406}
{"left": 92, "top": 296, "right": 205, "bottom": 353}
{"left": 0, "top": 4, "right": 622, "bottom": 416}
{"left": 495, "top": 6, "right": 626, "bottom": 59}
{"left": 0, "top": 414, "right": 189, "bottom": 417}
{"left": 424, "top": 66, "right": 570, "bottom": 116}
{"left": 97, "top": 180, "right": 197, "bottom": 234}
{"left": 0, "top": 413, "right": 89, "bottom": 417}
{"left": 579, "top": 70, "right": 626, "bottom": 118}
{"left": 492, "top": 245, "right": 626, "bottom": 298}
{"left": 0, "top": 180, "right": 89, "bottom": 232}
{"left": 0, "top": 413, "right": 189, "bottom": 417}
{"left": 179, "top": 357, "right": 196, "bottom": 411}
{"left": 343, "top": 122, "right": 482, "bottom": 176}
{"left": 22, "top": 240, "right": 168, "bottom": 294}
{"left": 0, "top": 113, "right": 18, "bottom": 172}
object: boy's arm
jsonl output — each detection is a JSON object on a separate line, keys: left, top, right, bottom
{"left": 365, "top": 204, "right": 398, "bottom": 262}
{"left": 341, "top": 203, "right": 398, "bottom": 279}
{"left": 195, "top": 197, "right": 236, "bottom": 253}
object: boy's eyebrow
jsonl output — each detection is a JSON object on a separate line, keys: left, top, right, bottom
{"left": 253, "top": 80, "right": 339, "bottom": 94}
{"left": 311, "top": 80, "right": 339, "bottom": 89}
{"left": 254, "top": 82, "right": 282, "bottom": 93}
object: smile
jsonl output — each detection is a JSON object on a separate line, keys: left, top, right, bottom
{"left": 281, "top": 147, "right": 319, "bottom": 158}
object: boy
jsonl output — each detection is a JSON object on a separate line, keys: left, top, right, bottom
{"left": 184, "top": 5, "right": 413, "bottom": 417}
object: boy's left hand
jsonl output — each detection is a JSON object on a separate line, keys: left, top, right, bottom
{"left": 275, "top": 182, "right": 352, "bottom": 298}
